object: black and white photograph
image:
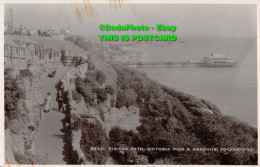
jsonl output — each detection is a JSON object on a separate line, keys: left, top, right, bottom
{"left": 2, "top": 0, "right": 258, "bottom": 166}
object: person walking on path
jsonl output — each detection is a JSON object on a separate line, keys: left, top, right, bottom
{"left": 56, "top": 90, "right": 65, "bottom": 112}
{"left": 43, "top": 93, "right": 52, "bottom": 113}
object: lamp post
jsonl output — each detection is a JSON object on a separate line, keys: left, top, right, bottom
{"left": 9, "top": 8, "right": 13, "bottom": 35}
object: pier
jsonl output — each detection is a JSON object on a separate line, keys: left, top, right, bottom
{"left": 110, "top": 61, "right": 238, "bottom": 67}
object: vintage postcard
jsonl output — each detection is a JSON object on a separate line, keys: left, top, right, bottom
{"left": 1, "top": 0, "right": 258, "bottom": 166}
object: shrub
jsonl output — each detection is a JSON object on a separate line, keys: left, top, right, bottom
{"left": 95, "top": 70, "right": 106, "bottom": 86}
{"left": 105, "top": 85, "right": 115, "bottom": 95}
{"left": 116, "top": 90, "right": 128, "bottom": 108}
{"left": 75, "top": 77, "right": 95, "bottom": 105}
{"left": 5, "top": 68, "right": 25, "bottom": 119}
{"left": 94, "top": 88, "right": 107, "bottom": 103}
{"left": 84, "top": 71, "right": 98, "bottom": 87}
{"left": 75, "top": 70, "right": 107, "bottom": 106}
{"left": 19, "top": 69, "right": 33, "bottom": 78}
{"left": 109, "top": 126, "right": 133, "bottom": 145}
{"left": 80, "top": 121, "right": 109, "bottom": 164}
{"left": 84, "top": 70, "right": 105, "bottom": 87}
{"left": 116, "top": 89, "right": 137, "bottom": 108}
{"left": 72, "top": 90, "right": 82, "bottom": 103}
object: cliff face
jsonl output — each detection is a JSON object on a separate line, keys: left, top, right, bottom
{"left": 4, "top": 35, "right": 87, "bottom": 75}
{"left": 4, "top": 35, "right": 89, "bottom": 164}
{"left": 5, "top": 73, "right": 44, "bottom": 164}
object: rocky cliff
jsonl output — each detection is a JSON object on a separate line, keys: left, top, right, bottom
{"left": 4, "top": 35, "right": 89, "bottom": 164}
{"left": 5, "top": 69, "right": 44, "bottom": 164}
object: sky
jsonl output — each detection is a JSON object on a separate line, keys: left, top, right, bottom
{"left": 4, "top": 4, "right": 257, "bottom": 41}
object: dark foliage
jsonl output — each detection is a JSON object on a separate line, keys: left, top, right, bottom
{"left": 109, "top": 66, "right": 258, "bottom": 165}
{"left": 116, "top": 89, "right": 137, "bottom": 108}
{"left": 72, "top": 90, "right": 82, "bottom": 103}
{"left": 95, "top": 70, "right": 106, "bottom": 86}
{"left": 75, "top": 77, "right": 95, "bottom": 105}
{"left": 80, "top": 120, "right": 109, "bottom": 164}
{"left": 94, "top": 88, "right": 108, "bottom": 103}
{"left": 5, "top": 68, "right": 25, "bottom": 119}
{"left": 75, "top": 69, "right": 107, "bottom": 105}
{"left": 19, "top": 69, "right": 33, "bottom": 78}
{"left": 105, "top": 85, "right": 115, "bottom": 95}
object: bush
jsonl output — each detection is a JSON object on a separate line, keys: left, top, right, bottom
{"left": 19, "top": 69, "right": 33, "bottom": 78}
{"left": 75, "top": 77, "right": 95, "bottom": 105}
{"left": 105, "top": 85, "right": 115, "bottom": 95}
{"left": 19, "top": 69, "right": 33, "bottom": 86}
{"left": 80, "top": 121, "right": 109, "bottom": 164}
{"left": 116, "top": 90, "right": 128, "bottom": 108}
{"left": 75, "top": 69, "right": 107, "bottom": 106}
{"left": 5, "top": 68, "right": 25, "bottom": 119}
{"left": 96, "top": 70, "right": 106, "bottom": 86}
{"left": 85, "top": 71, "right": 98, "bottom": 87}
{"left": 109, "top": 126, "right": 135, "bottom": 145}
{"left": 84, "top": 70, "right": 105, "bottom": 87}
{"left": 72, "top": 90, "right": 82, "bottom": 103}
{"left": 94, "top": 88, "right": 107, "bottom": 103}
{"left": 116, "top": 89, "right": 137, "bottom": 108}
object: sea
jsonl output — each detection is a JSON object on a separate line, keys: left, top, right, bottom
{"left": 130, "top": 38, "right": 257, "bottom": 127}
